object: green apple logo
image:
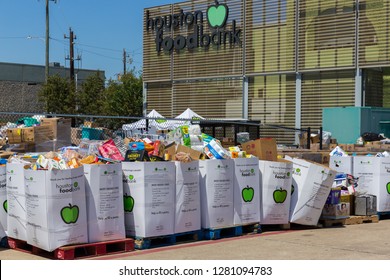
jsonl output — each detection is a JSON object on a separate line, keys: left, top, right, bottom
{"left": 124, "top": 193, "right": 135, "bottom": 213}
{"left": 207, "top": 0, "right": 229, "bottom": 29}
{"left": 129, "top": 175, "right": 134, "bottom": 180}
{"left": 242, "top": 185, "right": 254, "bottom": 202}
{"left": 387, "top": 182, "right": 390, "bottom": 195}
{"left": 60, "top": 204, "right": 79, "bottom": 224}
{"left": 3, "top": 200, "right": 7, "bottom": 213}
{"left": 273, "top": 188, "right": 287, "bottom": 204}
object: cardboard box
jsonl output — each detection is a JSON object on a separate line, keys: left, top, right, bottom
{"left": 164, "top": 143, "right": 177, "bottom": 159}
{"left": 233, "top": 157, "right": 260, "bottom": 225}
{"left": 242, "top": 138, "right": 278, "bottom": 161}
{"left": 122, "top": 162, "right": 176, "bottom": 238}
{"left": 321, "top": 152, "right": 330, "bottom": 165}
{"left": 329, "top": 156, "right": 353, "bottom": 175}
{"left": 290, "top": 159, "right": 337, "bottom": 226}
{"left": 22, "top": 126, "right": 53, "bottom": 143}
{"left": 6, "top": 163, "right": 28, "bottom": 241}
{"left": 40, "top": 118, "right": 72, "bottom": 144}
{"left": 9, "top": 142, "right": 35, "bottom": 153}
{"left": 310, "top": 134, "right": 320, "bottom": 144}
{"left": 84, "top": 163, "right": 125, "bottom": 243}
{"left": 0, "top": 166, "right": 6, "bottom": 237}
{"left": 24, "top": 166, "right": 88, "bottom": 252}
{"left": 299, "top": 132, "right": 308, "bottom": 148}
{"left": 310, "top": 143, "right": 321, "bottom": 151}
{"left": 355, "top": 195, "right": 377, "bottom": 216}
{"left": 176, "top": 144, "right": 204, "bottom": 160}
{"left": 321, "top": 203, "right": 350, "bottom": 219}
{"left": 353, "top": 157, "right": 390, "bottom": 212}
{"left": 329, "top": 143, "right": 338, "bottom": 150}
{"left": 175, "top": 161, "right": 201, "bottom": 234}
{"left": 326, "top": 188, "right": 341, "bottom": 204}
{"left": 199, "top": 159, "right": 234, "bottom": 229}
{"left": 259, "top": 159, "right": 293, "bottom": 225}
{"left": 340, "top": 194, "right": 355, "bottom": 215}
{"left": 6, "top": 128, "right": 22, "bottom": 144}
{"left": 0, "top": 151, "right": 14, "bottom": 159}
{"left": 83, "top": 121, "right": 99, "bottom": 128}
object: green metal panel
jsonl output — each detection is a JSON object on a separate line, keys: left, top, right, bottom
{"left": 323, "top": 107, "right": 362, "bottom": 144}
{"left": 323, "top": 107, "right": 390, "bottom": 144}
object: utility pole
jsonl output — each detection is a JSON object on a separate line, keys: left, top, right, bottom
{"left": 45, "top": 0, "right": 56, "bottom": 84}
{"left": 123, "top": 49, "right": 132, "bottom": 76}
{"left": 64, "top": 28, "right": 80, "bottom": 83}
{"left": 123, "top": 49, "right": 127, "bottom": 75}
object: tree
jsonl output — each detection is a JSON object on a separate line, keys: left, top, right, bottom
{"left": 38, "top": 74, "right": 76, "bottom": 114}
{"left": 103, "top": 70, "right": 143, "bottom": 129}
{"left": 77, "top": 72, "right": 105, "bottom": 115}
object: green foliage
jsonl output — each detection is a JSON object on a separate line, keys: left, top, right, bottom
{"left": 77, "top": 72, "right": 105, "bottom": 115}
{"left": 38, "top": 75, "right": 76, "bottom": 114}
{"left": 103, "top": 71, "right": 143, "bottom": 129}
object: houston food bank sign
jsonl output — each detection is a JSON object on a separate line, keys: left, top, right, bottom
{"left": 146, "top": 0, "right": 242, "bottom": 53}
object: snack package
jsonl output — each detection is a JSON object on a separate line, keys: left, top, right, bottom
{"left": 98, "top": 139, "right": 125, "bottom": 161}
{"left": 204, "top": 139, "right": 231, "bottom": 160}
{"left": 329, "top": 146, "right": 348, "bottom": 157}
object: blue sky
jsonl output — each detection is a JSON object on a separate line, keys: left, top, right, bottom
{"left": 0, "top": 0, "right": 176, "bottom": 81}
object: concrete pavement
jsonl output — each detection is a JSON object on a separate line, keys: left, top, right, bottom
{"left": 1, "top": 219, "right": 390, "bottom": 260}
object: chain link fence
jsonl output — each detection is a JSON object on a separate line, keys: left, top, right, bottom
{"left": 0, "top": 112, "right": 267, "bottom": 154}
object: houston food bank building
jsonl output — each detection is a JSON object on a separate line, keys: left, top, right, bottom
{"left": 143, "top": 0, "right": 390, "bottom": 144}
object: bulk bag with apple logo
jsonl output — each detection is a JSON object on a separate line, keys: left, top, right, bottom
{"left": 6, "top": 162, "right": 28, "bottom": 241}
{"left": 259, "top": 159, "right": 293, "bottom": 225}
{"left": 84, "top": 163, "right": 125, "bottom": 243}
{"left": 233, "top": 157, "right": 260, "bottom": 226}
{"left": 175, "top": 160, "right": 201, "bottom": 234}
{"left": 122, "top": 161, "right": 176, "bottom": 238}
{"left": 0, "top": 164, "right": 6, "bottom": 239}
{"left": 353, "top": 156, "right": 390, "bottom": 212}
{"left": 24, "top": 166, "right": 88, "bottom": 252}
{"left": 199, "top": 159, "right": 235, "bottom": 229}
{"left": 289, "top": 158, "right": 336, "bottom": 226}
{"left": 329, "top": 155, "right": 353, "bottom": 175}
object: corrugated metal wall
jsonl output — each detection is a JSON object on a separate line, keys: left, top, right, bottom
{"left": 143, "top": 0, "right": 390, "bottom": 144}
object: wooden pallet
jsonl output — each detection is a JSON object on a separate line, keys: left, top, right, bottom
{"left": 8, "top": 237, "right": 135, "bottom": 260}
{"left": 134, "top": 235, "right": 176, "bottom": 250}
{"left": 202, "top": 226, "right": 243, "bottom": 240}
{"left": 319, "top": 218, "right": 347, "bottom": 228}
{"left": 377, "top": 212, "right": 390, "bottom": 220}
{"left": 174, "top": 230, "right": 203, "bottom": 244}
{"left": 344, "top": 215, "right": 379, "bottom": 225}
{"left": 260, "top": 223, "right": 291, "bottom": 232}
{"left": 239, "top": 223, "right": 262, "bottom": 235}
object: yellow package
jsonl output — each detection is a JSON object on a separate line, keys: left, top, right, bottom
{"left": 68, "top": 158, "right": 80, "bottom": 169}
{"left": 80, "top": 155, "right": 97, "bottom": 165}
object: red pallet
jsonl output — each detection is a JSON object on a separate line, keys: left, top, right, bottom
{"left": 8, "top": 237, "right": 135, "bottom": 260}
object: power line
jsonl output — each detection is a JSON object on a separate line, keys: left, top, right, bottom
{"left": 75, "top": 42, "right": 123, "bottom": 53}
